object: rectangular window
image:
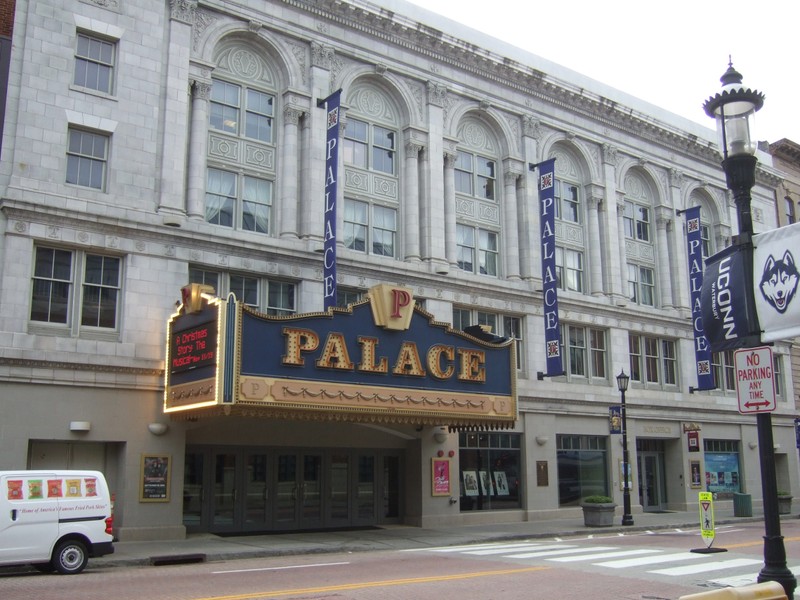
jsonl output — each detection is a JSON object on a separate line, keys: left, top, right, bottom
{"left": 459, "top": 432, "right": 521, "bottom": 511}
{"left": 628, "top": 264, "right": 655, "bottom": 306}
{"left": 66, "top": 128, "right": 108, "bottom": 190}
{"left": 629, "top": 333, "right": 677, "bottom": 387}
{"left": 623, "top": 201, "right": 650, "bottom": 242}
{"left": 479, "top": 229, "right": 498, "bottom": 276}
{"left": 206, "top": 169, "right": 272, "bottom": 233}
{"left": 343, "top": 119, "right": 395, "bottom": 175}
{"left": 242, "top": 176, "right": 272, "bottom": 234}
{"left": 456, "top": 224, "right": 475, "bottom": 273}
{"left": 455, "top": 151, "right": 495, "bottom": 200}
{"left": 31, "top": 247, "right": 121, "bottom": 331}
{"left": 245, "top": 89, "right": 274, "bottom": 143}
{"left": 555, "top": 180, "right": 580, "bottom": 223}
{"left": 189, "top": 269, "right": 296, "bottom": 315}
{"left": 786, "top": 197, "right": 796, "bottom": 225}
{"left": 343, "top": 199, "right": 396, "bottom": 258}
{"left": 561, "top": 325, "right": 607, "bottom": 380}
{"left": 456, "top": 225, "right": 497, "bottom": 276}
{"left": 336, "top": 288, "right": 363, "bottom": 308}
{"left": 74, "top": 33, "right": 114, "bottom": 94}
{"left": 711, "top": 350, "right": 736, "bottom": 392}
{"left": 476, "top": 157, "right": 495, "bottom": 200}
{"left": 210, "top": 80, "right": 240, "bottom": 134}
{"left": 454, "top": 151, "right": 473, "bottom": 196}
{"left": 556, "top": 435, "right": 609, "bottom": 506}
{"left": 454, "top": 308, "right": 523, "bottom": 371}
{"left": 206, "top": 169, "right": 235, "bottom": 227}
{"left": 556, "top": 247, "right": 584, "bottom": 293}
{"left": 81, "top": 254, "right": 120, "bottom": 328}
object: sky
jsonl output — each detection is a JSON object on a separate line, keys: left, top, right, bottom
{"left": 404, "top": 0, "right": 799, "bottom": 147}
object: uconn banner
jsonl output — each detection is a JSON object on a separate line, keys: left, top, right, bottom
{"left": 683, "top": 207, "right": 714, "bottom": 390}
{"left": 537, "top": 158, "right": 563, "bottom": 376}
{"left": 320, "top": 90, "right": 342, "bottom": 310}
{"left": 753, "top": 221, "right": 800, "bottom": 342}
{"left": 700, "top": 242, "right": 760, "bottom": 352}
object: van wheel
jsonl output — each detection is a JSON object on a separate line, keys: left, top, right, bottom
{"left": 51, "top": 540, "right": 88, "bottom": 575}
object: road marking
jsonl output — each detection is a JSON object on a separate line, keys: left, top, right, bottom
{"left": 194, "top": 566, "right": 552, "bottom": 600}
{"left": 549, "top": 549, "right": 661, "bottom": 563}
{"left": 213, "top": 561, "right": 350, "bottom": 574}
{"left": 710, "top": 565, "right": 800, "bottom": 588}
{"left": 507, "top": 546, "right": 616, "bottom": 559}
{"left": 405, "top": 541, "right": 537, "bottom": 553}
{"left": 466, "top": 543, "right": 568, "bottom": 556}
{"left": 598, "top": 552, "right": 706, "bottom": 568}
{"left": 649, "top": 558, "right": 763, "bottom": 576}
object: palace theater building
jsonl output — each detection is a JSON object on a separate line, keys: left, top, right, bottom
{"left": 0, "top": 0, "right": 797, "bottom": 541}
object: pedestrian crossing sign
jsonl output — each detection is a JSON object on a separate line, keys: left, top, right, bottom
{"left": 699, "top": 491, "right": 715, "bottom": 547}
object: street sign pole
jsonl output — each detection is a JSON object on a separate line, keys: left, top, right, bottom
{"left": 692, "top": 491, "right": 726, "bottom": 554}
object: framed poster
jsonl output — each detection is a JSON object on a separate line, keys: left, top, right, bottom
{"left": 479, "top": 471, "right": 494, "bottom": 496}
{"left": 432, "top": 458, "right": 451, "bottom": 496}
{"left": 494, "top": 471, "right": 510, "bottom": 496}
{"left": 690, "top": 460, "right": 703, "bottom": 488}
{"left": 618, "top": 459, "right": 633, "bottom": 491}
{"left": 140, "top": 454, "right": 171, "bottom": 502}
{"left": 462, "top": 470, "right": 479, "bottom": 497}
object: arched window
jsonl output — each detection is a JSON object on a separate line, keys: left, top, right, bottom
{"left": 623, "top": 171, "right": 656, "bottom": 307}
{"left": 455, "top": 117, "right": 501, "bottom": 277}
{"left": 205, "top": 42, "right": 278, "bottom": 234}
{"left": 342, "top": 83, "right": 401, "bottom": 258}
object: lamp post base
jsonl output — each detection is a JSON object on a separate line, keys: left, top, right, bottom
{"left": 621, "top": 514, "right": 634, "bottom": 526}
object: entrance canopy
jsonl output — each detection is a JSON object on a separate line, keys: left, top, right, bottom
{"left": 165, "top": 284, "right": 517, "bottom": 429}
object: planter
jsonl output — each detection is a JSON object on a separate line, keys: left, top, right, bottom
{"left": 581, "top": 502, "right": 616, "bottom": 527}
{"left": 778, "top": 496, "right": 792, "bottom": 515}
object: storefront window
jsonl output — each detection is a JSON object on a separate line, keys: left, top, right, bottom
{"left": 556, "top": 435, "right": 609, "bottom": 506}
{"left": 704, "top": 439, "right": 741, "bottom": 497}
{"left": 459, "top": 432, "right": 521, "bottom": 511}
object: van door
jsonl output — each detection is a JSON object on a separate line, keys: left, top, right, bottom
{"left": 0, "top": 474, "right": 58, "bottom": 564}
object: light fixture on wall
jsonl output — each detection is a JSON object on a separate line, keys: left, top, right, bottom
{"left": 749, "top": 442, "right": 758, "bottom": 450}
{"left": 69, "top": 421, "right": 91, "bottom": 432}
{"left": 433, "top": 426, "right": 448, "bottom": 444}
{"left": 535, "top": 435, "right": 549, "bottom": 446}
{"left": 148, "top": 422, "right": 169, "bottom": 436}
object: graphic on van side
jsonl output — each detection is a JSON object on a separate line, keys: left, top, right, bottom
{"left": 6, "top": 477, "right": 98, "bottom": 500}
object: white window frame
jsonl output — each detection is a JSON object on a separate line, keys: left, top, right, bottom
{"left": 66, "top": 127, "right": 109, "bottom": 191}
{"left": 559, "top": 324, "right": 607, "bottom": 381}
{"left": 74, "top": 32, "right": 115, "bottom": 95}
{"left": 629, "top": 333, "right": 678, "bottom": 389}
{"left": 456, "top": 224, "right": 499, "bottom": 276}
{"left": 189, "top": 268, "right": 295, "bottom": 316}
{"left": 209, "top": 79, "right": 275, "bottom": 144}
{"left": 555, "top": 179, "right": 580, "bottom": 223}
{"left": 205, "top": 168, "right": 272, "bottom": 233}
{"left": 556, "top": 247, "right": 584, "bottom": 293}
{"left": 628, "top": 263, "right": 655, "bottom": 306}
{"left": 454, "top": 150, "right": 496, "bottom": 200}
{"left": 30, "top": 246, "right": 122, "bottom": 337}
{"left": 343, "top": 199, "right": 397, "bottom": 258}
{"left": 453, "top": 308, "right": 524, "bottom": 371}
{"left": 623, "top": 200, "right": 651, "bottom": 242}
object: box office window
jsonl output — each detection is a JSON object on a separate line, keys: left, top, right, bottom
{"left": 459, "top": 433, "right": 521, "bottom": 512}
{"left": 556, "top": 435, "right": 609, "bottom": 506}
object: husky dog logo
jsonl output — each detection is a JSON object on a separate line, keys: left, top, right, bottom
{"left": 759, "top": 250, "right": 799, "bottom": 314}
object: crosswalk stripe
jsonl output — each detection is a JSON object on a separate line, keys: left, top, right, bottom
{"left": 507, "top": 546, "right": 616, "bottom": 559}
{"left": 650, "top": 558, "right": 763, "bottom": 576}
{"left": 597, "top": 552, "right": 707, "bottom": 569}
{"left": 423, "top": 542, "right": 542, "bottom": 553}
{"left": 549, "top": 549, "right": 662, "bottom": 563}
{"left": 465, "top": 544, "right": 568, "bottom": 556}
{"left": 709, "top": 565, "right": 800, "bottom": 588}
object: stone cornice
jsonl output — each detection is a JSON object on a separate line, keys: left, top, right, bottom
{"left": 283, "top": 0, "right": 720, "bottom": 165}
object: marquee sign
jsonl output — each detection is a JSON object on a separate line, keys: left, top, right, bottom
{"left": 164, "top": 284, "right": 517, "bottom": 428}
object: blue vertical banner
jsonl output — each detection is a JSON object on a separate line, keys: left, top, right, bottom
{"left": 683, "top": 206, "right": 714, "bottom": 391}
{"left": 320, "top": 89, "right": 342, "bottom": 310}
{"left": 537, "top": 158, "right": 562, "bottom": 376}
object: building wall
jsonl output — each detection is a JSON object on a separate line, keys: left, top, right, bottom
{"left": 0, "top": 0, "right": 796, "bottom": 540}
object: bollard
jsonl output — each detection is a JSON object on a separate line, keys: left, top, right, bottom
{"left": 678, "top": 582, "right": 787, "bottom": 600}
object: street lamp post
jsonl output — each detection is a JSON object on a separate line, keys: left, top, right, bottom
{"left": 704, "top": 61, "right": 796, "bottom": 599}
{"left": 616, "top": 370, "right": 634, "bottom": 526}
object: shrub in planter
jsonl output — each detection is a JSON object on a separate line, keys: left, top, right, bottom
{"left": 581, "top": 495, "right": 616, "bottom": 527}
{"left": 777, "top": 493, "right": 792, "bottom": 515}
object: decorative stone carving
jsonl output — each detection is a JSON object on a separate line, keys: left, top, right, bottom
{"left": 427, "top": 81, "right": 447, "bottom": 108}
{"left": 311, "top": 42, "right": 335, "bottom": 70}
{"left": 169, "top": 0, "right": 197, "bottom": 25}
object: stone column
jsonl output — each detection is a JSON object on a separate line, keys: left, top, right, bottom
{"left": 586, "top": 192, "right": 604, "bottom": 295}
{"left": 503, "top": 168, "right": 521, "bottom": 279}
{"left": 443, "top": 151, "right": 457, "bottom": 269}
{"left": 669, "top": 169, "right": 689, "bottom": 311}
{"left": 279, "top": 105, "right": 303, "bottom": 238}
{"left": 159, "top": 0, "right": 198, "bottom": 224}
{"left": 186, "top": 80, "right": 211, "bottom": 220}
{"left": 656, "top": 210, "right": 674, "bottom": 309}
{"left": 404, "top": 138, "right": 423, "bottom": 261}
{"left": 423, "top": 82, "right": 448, "bottom": 274}
{"left": 617, "top": 193, "right": 629, "bottom": 302}
{"left": 520, "top": 115, "right": 541, "bottom": 280}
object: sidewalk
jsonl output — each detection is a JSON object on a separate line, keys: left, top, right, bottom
{"left": 93, "top": 506, "right": 773, "bottom": 569}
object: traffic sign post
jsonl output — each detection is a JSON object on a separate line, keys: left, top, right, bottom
{"left": 692, "top": 491, "right": 727, "bottom": 554}
{"left": 734, "top": 346, "right": 776, "bottom": 415}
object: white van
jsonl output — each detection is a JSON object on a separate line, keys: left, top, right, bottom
{"left": 0, "top": 470, "right": 114, "bottom": 574}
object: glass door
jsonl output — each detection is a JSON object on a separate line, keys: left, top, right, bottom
{"left": 639, "top": 452, "right": 664, "bottom": 511}
{"left": 328, "top": 453, "right": 350, "bottom": 527}
{"left": 275, "top": 453, "right": 298, "bottom": 529}
{"left": 300, "top": 453, "right": 323, "bottom": 528}
{"left": 243, "top": 453, "right": 270, "bottom": 530}
{"left": 213, "top": 452, "right": 238, "bottom": 530}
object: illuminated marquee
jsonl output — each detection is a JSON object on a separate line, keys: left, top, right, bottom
{"left": 164, "top": 284, "right": 517, "bottom": 428}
